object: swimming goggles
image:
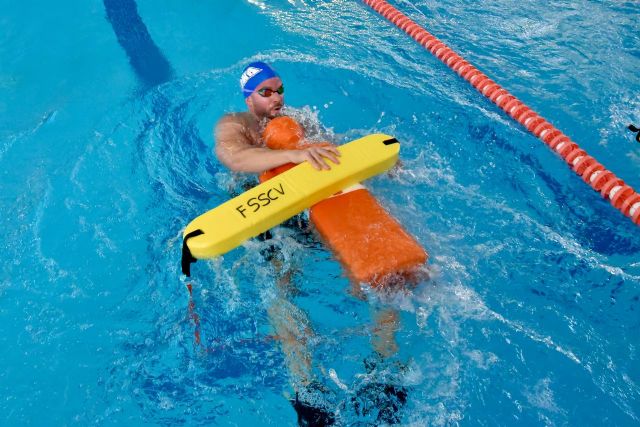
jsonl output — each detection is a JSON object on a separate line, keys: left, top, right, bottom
{"left": 257, "top": 85, "right": 284, "bottom": 97}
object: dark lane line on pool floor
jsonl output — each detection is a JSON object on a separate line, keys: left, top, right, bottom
{"left": 104, "top": 0, "right": 174, "bottom": 88}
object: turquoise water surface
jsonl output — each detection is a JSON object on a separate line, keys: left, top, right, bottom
{"left": 1, "top": 0, "right": 639, "bottom": 425}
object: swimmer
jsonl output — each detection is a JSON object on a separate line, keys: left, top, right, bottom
{"left": 214, "top": 61, "right": 337, "bottom": 426}
{"left": 214, "top": 61, "right": 341, "bottom": 173}
{"left": 212, "top": 62, "right": 408, "bottom": 425}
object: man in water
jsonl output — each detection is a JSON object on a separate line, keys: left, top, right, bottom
{"left": 213, "top": 62, "right": 408, "bottom": 426}
{"left": 214, "top": 61, "right": 339, "bottom": 426}
{"left": 214, "top": 61, "right": 340, "bottom": 173}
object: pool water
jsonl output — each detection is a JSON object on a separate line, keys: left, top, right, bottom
{"left": 1, "top": 0, "right": 639, "bottom": 425}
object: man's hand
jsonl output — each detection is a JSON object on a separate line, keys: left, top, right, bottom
{"left": 287, "top": 144, "right": 341, "bottom": 170}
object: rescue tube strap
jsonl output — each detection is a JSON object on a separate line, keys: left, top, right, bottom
{"left": 182, "top": 229, "right": 204, "bottom": 277}
{"left": 629, "top": 124, "right": 640, "bottom": 142}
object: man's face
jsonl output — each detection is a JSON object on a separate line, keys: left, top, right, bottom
{"left": 246, "top": 77, "right": 284, "bottom": 119}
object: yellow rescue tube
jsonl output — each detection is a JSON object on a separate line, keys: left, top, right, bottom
{"left": 181, "top": 133, "right": 399, "bottom": 272}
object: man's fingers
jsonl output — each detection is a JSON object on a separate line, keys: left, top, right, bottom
{"left": 299, "top": 145, "right": 341, "bottom": 170}
{"left": 321, "top": 149, "right": 340, "bottom": 165}
{"left": 314, "top": 148, "right": 339, "bottom": 169}
{"left": 305, "top": 150, "right": 324, "bottom": 170}
{"left": 322, "top": 145, "right": 341, "bottom": 158}
{"left": 310, "top": 150, "right": 330, "bottom": 170}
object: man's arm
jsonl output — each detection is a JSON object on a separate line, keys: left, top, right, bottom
{"left": 215, "top": 116, "right": 340, "bottom": 173}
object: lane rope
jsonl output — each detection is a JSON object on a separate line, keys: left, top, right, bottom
{"left": 362, "top": 0, "right": 640, "bottom": 226}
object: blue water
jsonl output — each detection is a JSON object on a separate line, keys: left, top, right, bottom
{"left": 1, "top": 0, "right": 639, "bottom": 425}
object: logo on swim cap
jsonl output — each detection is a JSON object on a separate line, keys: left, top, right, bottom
{"left": 240, "top": 61, "right": 278, "bottom": 98}
{"left": 240, "top": 67, "right": 261, "bottom": 88}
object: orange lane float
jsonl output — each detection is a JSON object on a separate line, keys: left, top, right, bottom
{"left": 259, "top": 116, "right": 428, "bottom": 285}
{"left": 362, "top": 0, "right": 640, "bottom": 226}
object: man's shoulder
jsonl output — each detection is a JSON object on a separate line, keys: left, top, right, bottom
{"left": 217, "top": 112, "right": 252, "bottom": 127}
{"left": 214, "top": 112, "right": 261, "bottom": 147}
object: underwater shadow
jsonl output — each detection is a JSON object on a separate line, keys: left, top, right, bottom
{"left": 104, "top": 0, "right": 174, "bottom": 88}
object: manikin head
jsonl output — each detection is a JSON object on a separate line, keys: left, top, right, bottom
{"left": 240, "top": 61, "right": 284, "bottom": 120}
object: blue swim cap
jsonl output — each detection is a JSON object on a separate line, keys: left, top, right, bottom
{"left": 240, "top": 61, "right": 279, "bottom": 98}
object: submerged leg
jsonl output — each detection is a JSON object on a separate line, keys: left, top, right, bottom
{"left": 261, "top": 234, "right": 335, "bottom": 425}
{"left": 266, "top": 292, "right": 315, "bottom": 386}
{"left": 371, "top": 308, "right": 400, "bottom": 359}
{"left": 350, "top": 307, "right": 409, "bottom": 424}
